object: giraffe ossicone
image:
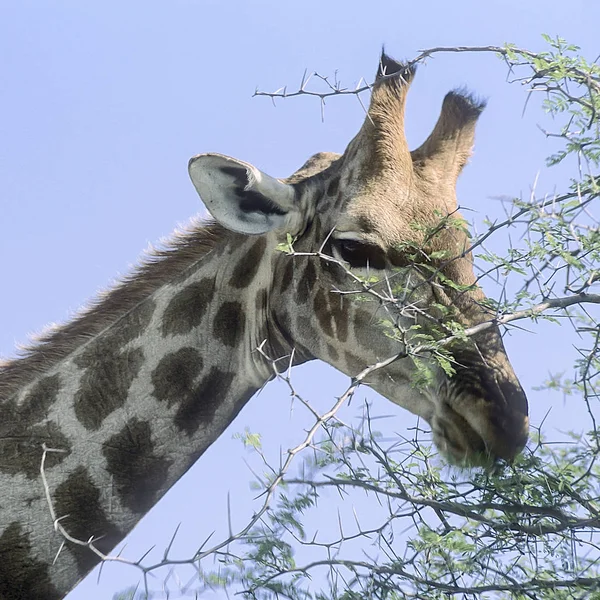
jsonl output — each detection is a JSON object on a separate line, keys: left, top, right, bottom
{"left": 0, "top": 52, "right": 528, "bottom": 599}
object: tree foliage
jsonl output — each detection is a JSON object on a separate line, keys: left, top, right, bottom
{"left": 114, "top": 37, "right": 600, "bottom": 600}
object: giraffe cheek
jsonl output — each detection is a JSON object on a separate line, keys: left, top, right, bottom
{"left": 328, "top": 291, "right": 348, "bottom": 343}
{"left": 296, "top": 260, "right": 317, "bottom": 304}
{"left": 313, "top": 288, "right": 334, "bottom": 338}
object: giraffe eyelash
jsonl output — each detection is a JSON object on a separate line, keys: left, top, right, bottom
{"left": 332, "top": 238, "right": 387, "bottom": 270}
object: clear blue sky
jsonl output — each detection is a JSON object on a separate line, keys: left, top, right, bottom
{"left": 1, "top": 1, "right": 599, "bottom": 598}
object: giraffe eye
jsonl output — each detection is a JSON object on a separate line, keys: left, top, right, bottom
{"left": 333, "top": 239, "right": 387, "bottom": 270}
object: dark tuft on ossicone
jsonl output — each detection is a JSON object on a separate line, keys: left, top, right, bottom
{"left": 445, "top": 89, "right": 488, "bottom": 121}
{"left": 376, "top": 49, "right": 416, "bottom": 84}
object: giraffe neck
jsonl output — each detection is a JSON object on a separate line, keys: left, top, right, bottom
{"left": 0, "top": 229, "right": 282, "bottom": 599}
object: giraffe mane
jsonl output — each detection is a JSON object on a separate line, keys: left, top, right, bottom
{"left": 0, "top": 219, "right": 229, "bottom": 399}
{"left": 0, "top": 151, "right": 340, "bottom": 401}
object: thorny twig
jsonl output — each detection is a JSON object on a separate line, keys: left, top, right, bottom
{"left": 42, "top": 41, "right": 600, "bottom": 599}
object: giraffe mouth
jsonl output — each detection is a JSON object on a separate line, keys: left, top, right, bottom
{"left": 431, "top": 408, "right": 494, "bottom": 467}
{"left": 431, "top": 391, "right": 529, "bottom": 467}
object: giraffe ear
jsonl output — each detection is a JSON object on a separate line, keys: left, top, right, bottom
{"left": 188, "top": 153, "right": 298, "bottom": 235}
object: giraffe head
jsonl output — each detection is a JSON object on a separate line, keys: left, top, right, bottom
{"left": 188, "top": 53, "right": 529, "bottom": 466}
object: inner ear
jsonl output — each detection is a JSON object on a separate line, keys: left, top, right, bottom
{"left": 219, "top": 166, "right": 288, "bottom": 216}
{"left": 188, "top": 153, "right": 298, "bottom": 235}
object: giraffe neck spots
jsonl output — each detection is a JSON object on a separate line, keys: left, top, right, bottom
{"left": 326, "top": 174, "right": 340, "bottom": 198}
{"left": 71, "top": 299, "right": 156, "bottom": 431}
{"left": 0, "top": 374, "right": 71, "bottom": 479}
{"left": 297, "top": 259, "right": 317, "bottom": 304}
{"left": 0, "top": 522, "right": 60, "bottom": 600}
{"left": 102, "top": 418, "right": 172, "bottom": 513}
{"left": 74, "top": 346, "right": 144, "bottom": 431}
{"left": 213, "top": 301, "right": 246, "bottom": 347}
{"left": 53, "top": 466, "right": 124, "bottom": 575}
{"left": 279, "top": 257, "right": 294, "bottom": 294}
{"left": 229, "top": 237, "right": 267, "bottom": 289}
{"left": 152, "top": 347, "right": 204, "bottom": 408}
{"left": 174, "top": 367, "right": 236, "bottom": 435}
{"left": 0, "top": 228, "right": 281, "bottom": 595}
{"left": 108, "top": 298, "right": 157, "bottom": 346}
{"left": 161, "top": 279, "right": 215, "bottom": 336}
{"left": 255, "top": 288, "right": 268, "bottom": 313}
{"left": 313, "top": 288, "right": 348, "bottom": 342}
{"left": 151, "top": 347, "right": 242, "bottom": 436}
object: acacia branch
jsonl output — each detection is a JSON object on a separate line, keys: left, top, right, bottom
{"left": 255, "top": 43, "right": 600, "bottom": 103}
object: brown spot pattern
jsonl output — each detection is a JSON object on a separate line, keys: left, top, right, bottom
{"left": 213, "top": 301, "right": 246, "bottom": 347}
{"left": 313, "top": 289, "right": 334, "bottom": 337}
{"left": 162, "top": 279, "right": 215, "bottom": 336}
{"left": 329, "top": 292, "right": 348, "bottom": 342}
{"left": 54, "top": 467, "right": 123, "bottom": 574}
{"left": 152, "top": 348, "right": 235, "bottom": 435}
{"left": 75, "top": 301, "right": 156, "bottom": 361}
{"left": 74, "top": 347, "right": 144, "bottom": 431}
{"left": 0, "top": 420, "right": 71, "bottom": 479}
{"left": 0, "top": 522, "right": 60, "bottom": 600}
{"left": 15, "top": 374, "right": 61, "bottom": 424}
{"left": 296, "top": 315, "right": 318, "bottom": 353}
{"left": 313, "top": 288, "right": 349, "bottom": 341}
{"left": 174, "top": 367, "right": 235, "bottom": 435}
{"left": 0, "top": 375, "right": 71, "bottom": 478}
{"left": 280, "top": 258, "right": 294, "bottom": 294}
{"left": 297, "top": 260, "right": 317, "bottom": 304}
{"left": 326, "top": 175, "right": 340, "bottom": 197}
{"left": 102, "top": 418, "right": 171, "bottom": 513}
{"left": 255, "top": 288, "right": 268, "bottom": 313}
{"left": 230, "top": 237, "right": 267, "bottom": 289}
{"left": 115, "top": 300, "right": 156, "bottom": 344}
{"left": 152, "top": 347, "right": 203, "bottom": 407}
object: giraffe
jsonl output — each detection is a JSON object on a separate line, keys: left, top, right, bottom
{"left": 0, "top": 53, "right": 529, "bottom": 599}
